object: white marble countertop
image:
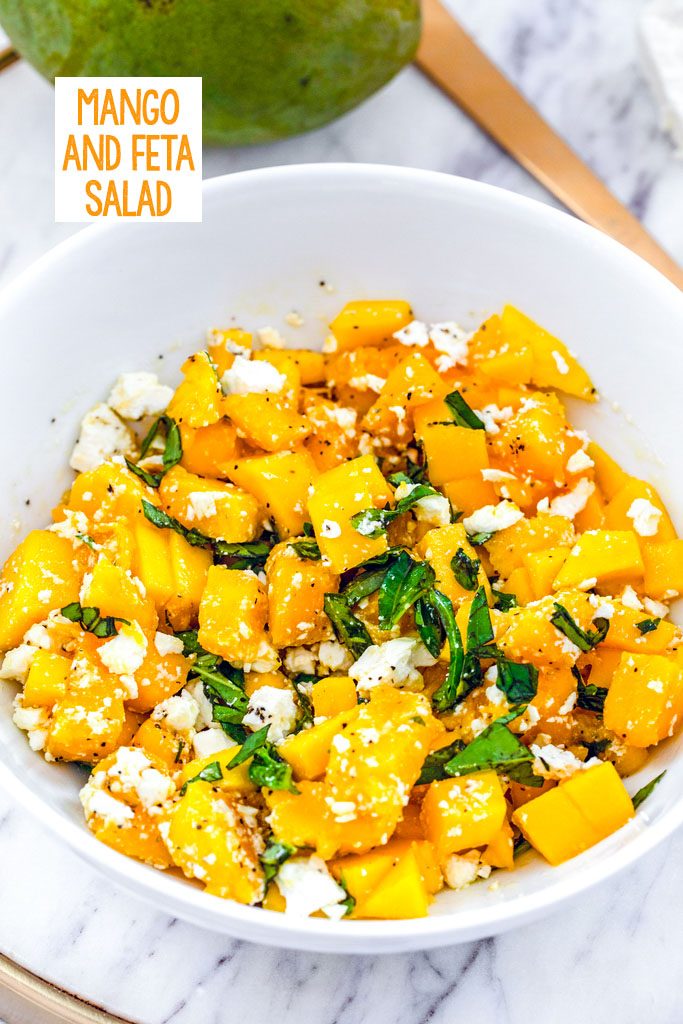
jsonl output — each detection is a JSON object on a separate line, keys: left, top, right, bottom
{"left": 1, "top": 1, "right": 683, "bottom": 1021}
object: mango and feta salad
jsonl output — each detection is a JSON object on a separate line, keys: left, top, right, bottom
{"left": 1, "top": 300, "right": 680, "bottom": 921}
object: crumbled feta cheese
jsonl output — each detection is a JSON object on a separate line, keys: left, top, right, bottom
{"left": 322, "top": 406, "right": 357, "bottom": 432}
{"left": 394, "top": 320, "right": 430, "bottom": 347}
{"left": 444, "top": 854, "right": 491, "bottom": 890}
{"left": 154, "top": 631, "right": 185, "bottom": 657}
{"left": 243, "top": 641, "right": 280, "bottom": 674}
{"left": 463, "top": 500, "right": 523, "bottom": 536}
{"left": 258, "top": 326, "right": 286, "bottom": 348}
{"left": 476, "top": 404, "right": 514, "bottom": 435}
{"left": 394, "top": 481, "right": 450, "bottom": 527}
{"left": 485, "top": 683, "right": 508, "bottom": 706}
{"left": 643, "top": 596, "right": 669, "bottom": 617}
{"left": 185, "top": 491, "right": 223, "bottom": 521}
{"left": 531, "top": 742, "right": 598, "bottom": 780}
{"left": 320, "top": 519, "right": 342, "bottom": 538}
{"left": 81, "top": 787, "right": 134, "bottom": 827}
{"left": 350, "top": 637, "right": 436, "bottom": 693}
{"left": 107, "top": 372, "right": 173, "bottom": 421}
{"left": 627, "top": 498, "right": 662, "bottom": 537}
{"left": 275, "top": 855, "right": 347, "bottom": 918}
{"left": 12, "top": 697, "right": 49, "bottom": 751}
{"left": 481, "top": 468, "right": 516, "bottom": 483}
{"left": 193, "top": 728, "right": 237, "bottom": 759}
{"left": 621, "top": 585, "right": 644, "bottom": 611}
{"left": 105, "top": 746, "right": 175, "bottom": 808}
{"left": 98, "top": 621, "right": 148, "bottom": 676}
{"left": 184, "top": 680, "right": 216, "bottom": 729}
{"left": 566, "top": 449, "right": 595, "bottom": 474}
{"left": 70, "top": 403, "right": 136, "bottom": 473}
{"left": 49, "top": 509, "right": 92, "bottom": 544}
{"left": 347, "top": 374, "right": 386, "bottom": 393}
{"left": 428, "top": 322, "right": 471, "bottom": 369}
{"left": 283, "top": 647, "right": 318, "bottom": 676}
{"left": 208, "top": 327, "right": 251, "bottom": 357}
{"left": 242, "top": 685, "right": 298, "bottom": 744}
{"left": 152, "top": 691, "right": 200, "bottom": 732}
{"left": 0, "top": 644, "right": 37, "bottom": 682}
{"left": 221, "top": 356, "right": 285, "bottom": 396}
{"left": 318, "top": 640, "right": 353, "bottom": 673}
{"left": 549, "top": 478, "right": 595, "bottom": 519}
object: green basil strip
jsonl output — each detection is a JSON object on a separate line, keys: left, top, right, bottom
{"left": 140, "top": 414, "right": 183, "bottom": 469}
{"left": 417, "top": 737, "right": 465, "bottom": 785}
{"left": 550, "top": 602, "right": 610, "bottom": 652}
{"left": 431, "top": 590, "right": 466, "bottom": 712}
{"left": 496, "top": 658, "right": 538, "bottom": 705}
{"left": 125, "top": 458, "right": 162, "bottom": 488}
{"left": 414, "top": 593, "right": 445, "bottom": 658}
{"left": 444, "top": 708, "right": 544, "bottom": 786}
{"left": 180, "top": 760, "right": 223, "bottom": 795}
{"left": 444, "top": 390, "right": 486, "bottom": 430}
{"left": 142, "top": 499, "right": 213, "bottom": 548}
{"left": 493, "top": 590, "right": 518, "bottom": 612}
{"left": 288, "top": 538, "right": 321, "bottom": 560}
{"left": 377, "top": 552, "right": 435, "bottom": 630}
{"left": 632, "top": 770, "right": 666, "bottom": 810}
{"left": 350, "top": 483, "right": 440, "bottom": 539}
{"left": 343, "top": 566, "right": 390, "bottom": 607}
{"left": 60, "top": 601, "right": 129, "bottom": 638}
{"left": 468, "top": 531, "right": 493, "bottom": 545}
{"left": 636, "top": 617, "right": 661, "bottom": 635}
{"left": 451, "top": 548, "right": 480, "bottom": 591}
{"left": 467, "top": 587, "right": 495, "bottom": 650}
{"left": 513, "top": 835, "right": 532, "bottom": 858}
{"left": 213, "top": 539, "right": 272, "bottom": 569}
{"left": 576, "top": 675, "right": 608, "bottom": 714}
{"left": 260, "top": 840, "right": 296, "bottom": 884}
{"left": 324, "top": 593, "right": 373, "bottom": 659}
{"left": 194, "top": 666, "right": 249, "bottom": 724}
{"left": 248, "top": 745, "right": 299, "bottom": 794}
{"left": 227, "top": 725, "right": 269, "bottom": 769}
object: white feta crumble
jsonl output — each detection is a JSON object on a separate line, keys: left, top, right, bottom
{"left": 530, "top": 742, "right": 598, "bottom": 780}
{"left": 317, "top": 640, "right": 353, "bottom": 673}
{"left": 258, "top": 325, "right": 287, "bottom": 348}
{"left": 283, "top": 646, "right": 318, "bottom": 676}
{"left": 193, "top": 728, "right": 237, "bottom": 759}
{"left": 185, "top": 491, "right": 225, "bottom": 521}
{"left": 621, "top": 585, "right": 644, "bottom": 611}
{"left": 0, "top": 644, "right": 37, "bottom": 682}
{"left": 209, "top": 327, "right": 251, "bottom": 357}
{"left": 152, "top": 691, "right": 200, "bottom": 732}
{"left": 49, "top": 509, "right": 92, "bottom": 544}
{"left": 481, "top": 468, "right": 516, "bottom": 483}
{"left": 275, "top": 855, "right": 347, "bottom": 919}
{"left": 394, "top": 319, "right": 430, "bottom": 347}
{"left": 107, "top": 372, "right": 174, "bottom": 421}
{"left": 12, "top": 697, "right": 49, "bottom": 751}
{"left": 444, "top": 854, "right": 491, "bottom": 890}
{"left": 549, "top": 478, "right": 595, "bottom": 519}
{"left": 428, "top": 322, "right": 471, "bottom": 369}
{"left": 98, "top": 621, "right": 148, "bottom": 676}
{"left": 184, "top": 680, "right": 216, "bottom": 729}
{"left": 643, "top": 596, "right": 669, "bottom": 618}
{"left": 627, "top": 497, "right": 662, "bottom": 537}
{"left": 242, "top": 685, "right": 298, "bottom": 745}
{"left": 81, "top": 787, "right": 135, "bottom": 827}
{"left": 322, "top": 406, "right": 357, "bottom": 433}
{"left": 476, "top": 404, "right": 514, "bottom": 435}
{"left": 154, "top": 631, "right": 185, "bottom": 657}
{"left": 320, "top": 519, "right": 342, "bottom": 539}
{"left": 349, "top": 637, "right": 436, "bottom": 693}
{"left": 394, "top": 481, "right": 451, "bottom": 527}
{"left": 462, "top": 500, "right": 523, "bottom": 537}
{"left": 347, "top": 373, "right": 387, "bottom": 393}
{"left": 70, "top": 403, "right": 136, "bottom": 473}
{"left": 566, "top": 449, "right": 595, "bottom": 474}
{"left": 221, "top": 355, "right": 285, "bottom": 396}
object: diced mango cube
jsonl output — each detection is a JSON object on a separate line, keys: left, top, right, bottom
{"left": 23, "top": 650, "right": 70, "bottom": 708}
{"left": 603, "top": 652, "right": 683, "bottom": 747}
{"left": 81, "top": 556, "right": 157, "bottom": 633}
{"left": 642, "top": 539, "right": 683, "bottom": 599}
{"left": 312, "top": 676, "right": 358, "bottom": 718}
{"left": 329, "top": 300, "right": 413, "bottom": 351}
{"left": 159, "top": 465, "right": 260, "bottom": 543}
{"left": 166, "top": 351, "right": 223, "bottom": 428}
{"left": 554, "top": 530, "right": 644, "bottom": 589}
{"left": 198, "top": 565, "right": 272, "bottom": 667}
{"left": 420, "top": 771, "right": 507, "bottom": 862}
{"left": 501, "top": 305, "right": 595, "bottom": 400}
{"left": 227, "top": 450, "right": 318, "bottom": 538}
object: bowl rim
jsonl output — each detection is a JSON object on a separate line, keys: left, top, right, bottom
{"left": 1, "top": 161, "right": 683, "bottom": 950}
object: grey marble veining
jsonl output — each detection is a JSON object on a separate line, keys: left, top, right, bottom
{"left": 1, "top": 0, "right": 683, "bottom": 1021}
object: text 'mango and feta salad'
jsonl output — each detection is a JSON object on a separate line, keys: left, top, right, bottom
{"left": 1, "top": 300, "right": 681, "bottom": 920}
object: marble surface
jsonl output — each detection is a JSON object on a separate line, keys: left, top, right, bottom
{"left": 1, "top": 0, "right": 683, "bottom": 1021}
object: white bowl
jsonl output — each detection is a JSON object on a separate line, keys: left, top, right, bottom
{"left": 1, "top": 164, "right": 682, "bottom": 953}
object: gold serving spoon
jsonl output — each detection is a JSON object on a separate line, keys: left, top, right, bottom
{"left": 417, "top": 0, "right": 683, "bottom": 290}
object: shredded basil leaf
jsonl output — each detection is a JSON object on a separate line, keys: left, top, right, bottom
{"left": 632, "top": 770, "right": 666, "bottom": 810}
{"left": 343, "top": 565, "right": 389, "bottom": 606}
{"left": 140, "top": 414, "right": 183, "bottom": 469}
{"left": 444, "top": 708, "right": 544, "bottom": 786}
{"left": 288, "top": 538, "right": 321, "bottom": 560}
{"left": 444, "top": 390, "right": 486, "bottom": 430}
{"left": 550, "top": 602, "right": 610, "bottom": 652}
{"left": 324, "top": 593, "right": 373, "bottom": 659}
{"left": 214, "top": 539, "right": 272, "bottom": 569}
{"left": 180, "top": 760, "right": 223, "bottom": 795}
{"left": 513, "top": 835, "right": 532, "bottom": 858}
{"left": 451, "top": 548, "right": 480, "bottom": 591}
{"left": 493, "top": 590, "right": 517, "bottom": 612}
{"left": 575, "top": 670, "right": 608, "bottom": 713}
{"left": 414, "top": 593, "right": 446, "bottom": 658}
{"left": 431, "top": 590, "right": 466, "bottom": 711}
{"left": 249, "top": 744, "right": 299, "bottom": 793}
{"left": 60, "top": 601, "right": 129, "bottom": 638}
{"left": 350, "top": 483, "right": 440, "bottom": 539}
{"left": 195, "top": 664, "right": 249, "bottom": 726}
{"left": 125, "top": 458, "right": 162, "bottom": 488}
{"left": 337, "top": 875, "right": 356, "bottom": 917}
{"left": 584, "top": 737, "right": 610, "bottom": 760}
{"left": 468, "top": 531, "right": 494, "bottom": 545}
{"left": 226, "top": 725, "right": 269, "bottom": 769}
{"left": 260, "top": 840, "right": 296, "bottom": 884}
{"left": 496, "top": 658, "right": 539, "bottom": 705}
{"left": 377, "top": 552, "right": 435, "bottom": 630}
{"left": 417, "top": 737, "right": 465, "bottom": 784}
{"left": 142, "top": 499, "right": 213, "bottom": 548}
{"left": 636, "top": 617, "right": 661, "bottom": 634}
{"left": 467, "top": 587, "right": 495, "bottom": 650}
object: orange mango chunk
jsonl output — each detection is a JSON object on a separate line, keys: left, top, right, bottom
{"left": 159, "top": 465, "right": 260, "bottom": 543}
{"left": 198, "top": 566, "right": 273, "bottom": 667}
{"left": 603, "top": 652, "right": 683, "bottom": 747}
{"left": 227, "top": 449, "right": 318, "bottom": 539}
{"left": 329, "top": 300, "right": 413, "bottom": 351}
{"left": 420, "top": 771, "right": 507, "bottom": 862}
{"left": 553, "top": 530, "right": 644, "bottom": 589}
{"left": 312, "top": 676, "right": 358, "bottom": 719}
{"left": 501, "top": 305, "right": 596, "bottom": 400}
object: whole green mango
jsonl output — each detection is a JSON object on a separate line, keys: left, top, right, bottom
{"left": 0, "top": 0, "right": 421, "bottom": 144}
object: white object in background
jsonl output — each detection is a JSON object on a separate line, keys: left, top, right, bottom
{"left": 640, "top": 0, "right": 683, "bottom": 155}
